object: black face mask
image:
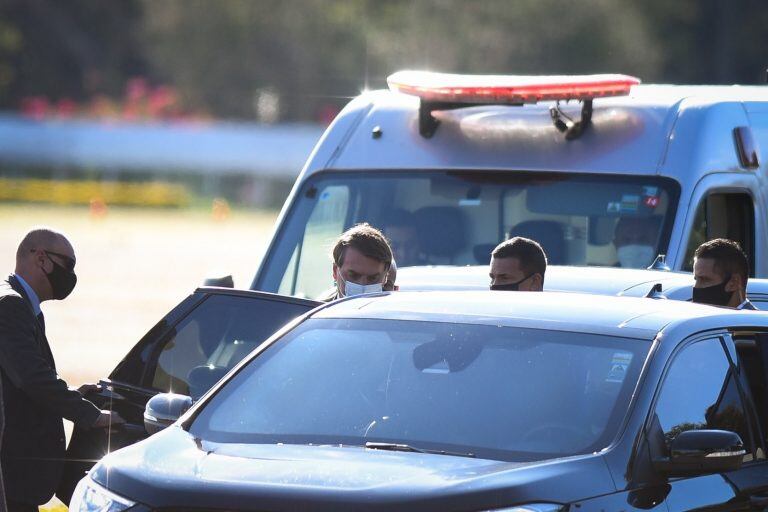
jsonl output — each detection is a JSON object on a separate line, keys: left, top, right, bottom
{"left": 692, "top": 276, "right": 733, "bottom": 307}
{"left": 44, "top": 255, "right": 77, "bottom": 300}
{"left": 491, "top": 273, "right": 534, "bottom": 291}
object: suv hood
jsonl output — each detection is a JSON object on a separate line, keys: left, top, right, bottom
{"left": 92, "top": 426, "right": 615, "bottom": 511}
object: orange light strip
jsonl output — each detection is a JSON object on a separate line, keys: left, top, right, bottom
{"left": 387, "top": 71, "right": 641, "bottom": 104}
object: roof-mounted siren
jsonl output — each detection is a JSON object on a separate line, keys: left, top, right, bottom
{"left": 387, "top": 71, "right": 641, "bottom": 139}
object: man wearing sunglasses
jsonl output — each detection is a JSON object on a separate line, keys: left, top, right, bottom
{"left": 489, "top": 237, "right": 547, "bottom": 292}
{"left": 0, "top": 228, "right": 124, "bottom": 511}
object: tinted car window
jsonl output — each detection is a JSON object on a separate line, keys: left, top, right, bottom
{"left": 260, "top": 171, "right": 679, "bottom": 299}
{"left": 150, "top": 295, "right": 313, "bottom": 398}
{"left": 189, "top": 319, "right": 649, "bottom": 462}
{"left": 655, "top": 338, "right": 753, "bottom": 455}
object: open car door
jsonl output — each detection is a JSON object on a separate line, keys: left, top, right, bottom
{"left": 57, "top": 287, "right": 320, "bottom": 504}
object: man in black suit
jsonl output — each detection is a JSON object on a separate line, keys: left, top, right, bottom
{"left": 0, "top": 228, "right": 124, "bottom": 511}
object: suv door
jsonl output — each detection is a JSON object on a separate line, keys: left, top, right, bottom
{"left": 57, "top": 288, "right": 320, "bottom": 504}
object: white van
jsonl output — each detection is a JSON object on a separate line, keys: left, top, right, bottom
{"left": 250, "top": 71, "right": 768, "bottom": 299}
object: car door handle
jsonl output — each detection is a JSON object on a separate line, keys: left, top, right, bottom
{"left": 750, "top": 494, "right": 768, "bottom": 508}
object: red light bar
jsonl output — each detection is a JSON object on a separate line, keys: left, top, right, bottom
{"left": 387, "top": 71, "right": 641, "bottom": 104}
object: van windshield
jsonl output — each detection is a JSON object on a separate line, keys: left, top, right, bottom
{"left": 257, "top": 171, "right": 679, "bottom": 299}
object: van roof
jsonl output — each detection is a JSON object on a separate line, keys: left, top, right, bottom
{"left": 313, "top": 83, "right": 766, "bottom": 179}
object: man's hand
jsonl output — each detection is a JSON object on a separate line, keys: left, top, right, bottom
{"left": 77, "top": 383, "right": 102, "bottom": 395}
{"left": 92, "top": 410, "right": 126, "bottom": 429}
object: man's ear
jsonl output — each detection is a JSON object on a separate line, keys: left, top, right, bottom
{"left": 35, "top": 249, "right": 47, "bottom": 268}
{"left": 332, "top": 263, "right": 339, "bottom": 281}
{"left": 725, "top": 273, "right": 743, "bottom": 293}
{"left": 531, "top": 273, "right": 544, "bottom": 291}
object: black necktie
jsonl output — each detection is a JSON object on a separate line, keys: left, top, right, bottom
{"left": 37, "top": 311, "right": 45, "bottom": 334}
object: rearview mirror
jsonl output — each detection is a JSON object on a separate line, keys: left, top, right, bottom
{"left": 143, "top": 393, "right": 193, "bottom": 435}
{"left": 653, "top": 429, "right": 744, "bottom": 477}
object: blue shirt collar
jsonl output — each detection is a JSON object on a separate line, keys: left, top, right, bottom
{"left": 14, "top": 274, "right": 41, "bottom": 316}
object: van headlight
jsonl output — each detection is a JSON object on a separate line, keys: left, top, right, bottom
{"left": 69, "top": 476, "right": 136, "bottom": 512}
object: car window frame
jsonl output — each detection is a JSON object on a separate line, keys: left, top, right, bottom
{"left": 108, "top": 291, "right": 207, "bottom": 387}
{"left": 644, "top": 331, "right": 760, "bottom": 464}
{"left": 138, "top": 289, "right": 320, "bottom": 392}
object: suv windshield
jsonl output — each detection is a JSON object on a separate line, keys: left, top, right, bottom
{"left": 189, "top": 318, "right": 649, "bottom": 462}
{"left": 256, "top": 171, "right": 679, "bottom": 299}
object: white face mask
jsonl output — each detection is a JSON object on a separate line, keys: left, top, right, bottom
{"left": 617, "top": 244, "right": 656, "bottom": 269}
{"left": 339, "top": 276, "right": 383, "bottom": 297}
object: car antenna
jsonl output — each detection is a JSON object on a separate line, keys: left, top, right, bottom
{"left": 645, "top": 283, "right": 665, "bottom": 299}
{"left": 647, "top": 254, "right": 671, "bottom": 272}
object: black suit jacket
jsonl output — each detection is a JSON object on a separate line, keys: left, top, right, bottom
{"left": 0, "top": 275, "right": 100, "bottom": 505}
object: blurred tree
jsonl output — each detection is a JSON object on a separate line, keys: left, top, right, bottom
{"left": 140, "top": 0, "right": 665, "bottom": 121}
{"left": 639, "top": 0, "right": 768, "bottom": 84}
{"left": 0, "top": 0, "right": 147, "bottom": 109}
{"left": 2, "top": 0, "right": 767, "bottom": 120}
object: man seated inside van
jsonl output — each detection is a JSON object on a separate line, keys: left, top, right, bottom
{"left": 613, "top": 216, "right": 660, "bottom": 268}
{"left": 382, "top": 209, "right": 423, "bottom": 267}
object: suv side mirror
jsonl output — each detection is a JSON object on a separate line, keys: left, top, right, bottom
{"left": 203, "top": 273, "right": 234, "bottom": 288}
{"left": 653, "top": 429, "right": 744, "bottom": 477}
{"left": 144, "top": 393, "right": 193, "bottom": 435}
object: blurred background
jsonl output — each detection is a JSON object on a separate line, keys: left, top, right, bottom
{"left": 2, "top": 0, "right": 768, "bottom": 210}
{"left": 0, "top": 1, "right": 766, "bottom": 508}
{"left": 1, "top": 0, "right": 768, "bottom": 392}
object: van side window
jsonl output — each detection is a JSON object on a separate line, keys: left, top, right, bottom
{"left": 683, "top": 192, "right": 754, "bottom": 274}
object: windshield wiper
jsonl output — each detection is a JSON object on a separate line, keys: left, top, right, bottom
{"left": 365, "top": 442, "right": 475, "bottom": 458}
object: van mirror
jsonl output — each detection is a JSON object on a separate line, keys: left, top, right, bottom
{"left": 653, "top": 429, "right": 744, "bottom": 477}
{"left": 144, "top": 393, "right": 193, "bottom": 435}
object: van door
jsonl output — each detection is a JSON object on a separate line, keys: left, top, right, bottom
{"left": 681, "top": 191, "right": 756, "bottom": 274}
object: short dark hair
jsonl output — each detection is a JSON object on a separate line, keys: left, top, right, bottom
{"left": 491, "top": 237, "right": 547, "bottom": 276}
{"left": 694, "top": 238, "right": 749, "bottom": 283}
{"left": 332, "top": 223, "right": 393, "bottom": 269}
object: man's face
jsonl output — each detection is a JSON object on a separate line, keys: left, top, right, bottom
{"left": 693, "top": 257, "right": 725, "bottom": 289}
{"left": 34, "top": 235, "right": 77, "bottom": 300}
{"left": 384, "top": 226, "right": 419, "bottom": 266}
{"left": 692, "top": 256, "right": 741, "bottom": 307}
{"left": 614, "top": 218, "right": 658, "bottom": 268}
{"left": 613, "top": 219, "right": 657, "bottom": 248}
{"left": 333, "top": 246, "right": 387, "bottom": 295}
{"left": 489, "top": 256, "right": 541, "bottom": 291}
